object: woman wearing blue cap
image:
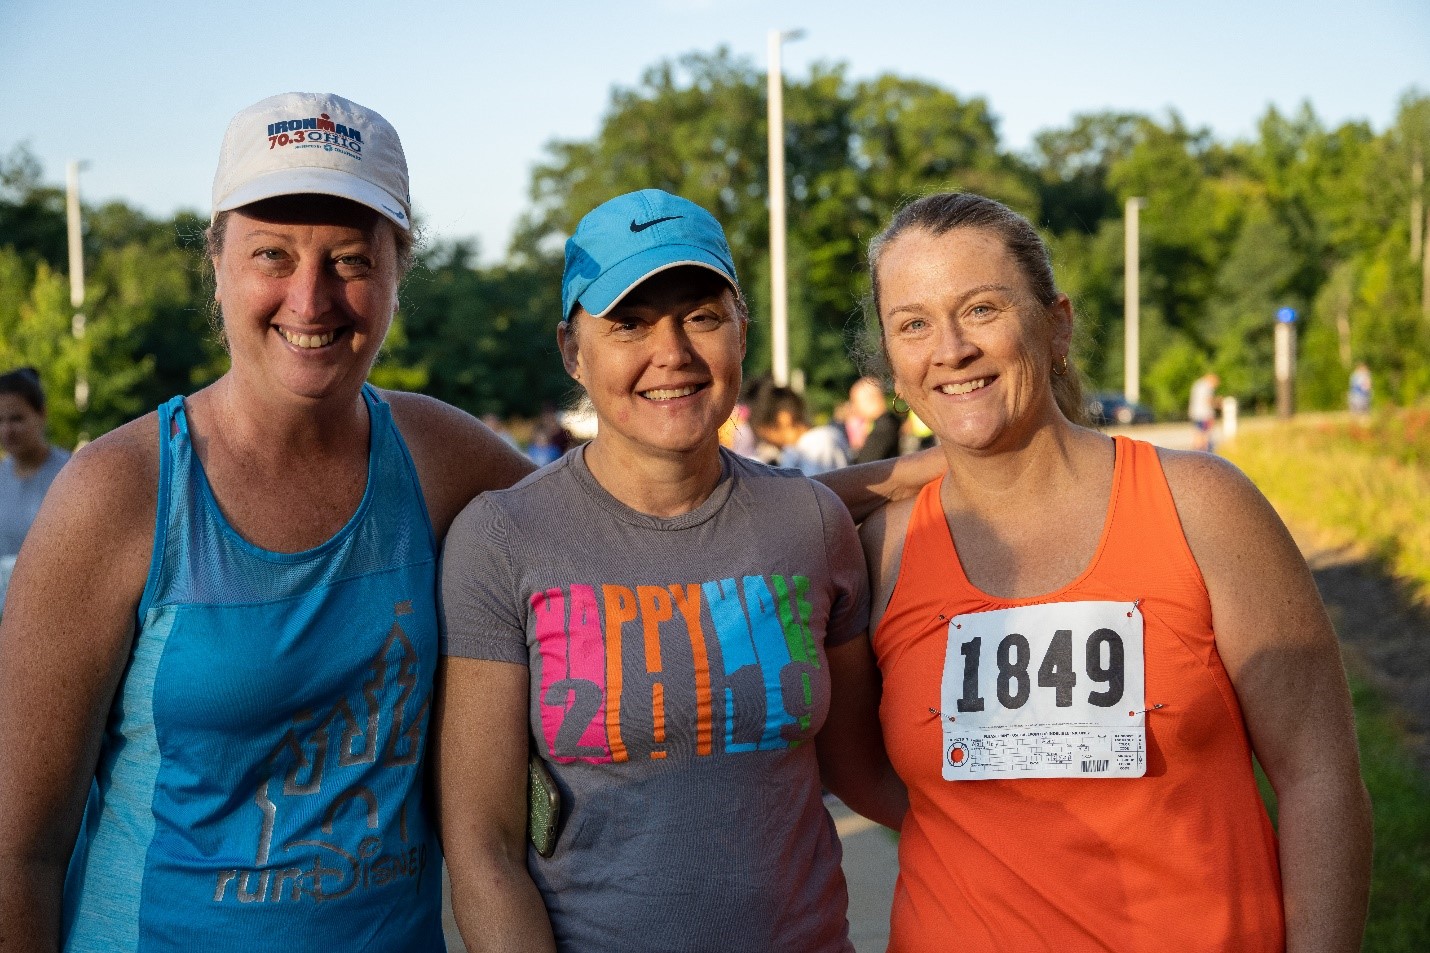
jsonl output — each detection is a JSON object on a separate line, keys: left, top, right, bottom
{"left": 437, "top": 190, "right": 902, "bottom": 951}
{"left": 0, "top": 92, "right": 534, "bottom": 950}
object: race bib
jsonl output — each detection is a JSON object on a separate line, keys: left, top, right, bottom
{"left": 939, "top": 601, "right": 1146, "bottom": 780}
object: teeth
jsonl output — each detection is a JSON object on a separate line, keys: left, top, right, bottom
{"left": 939, "top": 378, "right": 989, "bottom": 396}
{"left": 642, "top": 386, "right": 699, "bottom": 401}
{"left": 280, "top": 328, "right": 336, "bottom": 349}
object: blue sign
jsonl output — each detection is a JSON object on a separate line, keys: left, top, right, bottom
{"left": 1276, "top": 307, "right": 1298, "bottom": 323}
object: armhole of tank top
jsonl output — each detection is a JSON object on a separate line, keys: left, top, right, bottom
{"left": 1137, "top": 440, "right": 1211, "bottom": 594}
{"left": 136, "top": 398, "right": 180, "bottom": 620}
{"left": 876, "top": 476, "right": 947, "bottom": 631}
{"left": 365, "top": 384, "right": 438, "bottom": 555}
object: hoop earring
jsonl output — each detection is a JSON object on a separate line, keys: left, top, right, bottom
{"left": 891, "top": 394, "right": 909, "bottom": 414}
{"left": 1052, "top": 355, "right": 1070, "bottom": 377}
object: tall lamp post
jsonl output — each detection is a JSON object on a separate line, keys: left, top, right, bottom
{"left": 1123, "top": 197, "right": 1145, "bottom": 405}
{"left": 767, "top": 28, "right": 804, "bottom": 389}
{"left": 66, "top": 160, "right": 90, "bottom": 417}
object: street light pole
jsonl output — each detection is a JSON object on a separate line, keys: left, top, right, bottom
{"left": 66, "top": 160, "right": 90, "bottom": 414}
{"left": 1123, "top": 197, "right": 1145, "bottom": 405}
{"left": 767, "top": 28, "right": 804, "bottom": 389}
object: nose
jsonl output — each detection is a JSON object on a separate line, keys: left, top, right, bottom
{"left": 283, "top": 259, "right": 334, "bottom": 321}
{"left": 649, "top": 317, "right": 695, "bottom": 368}
{"left": 932, "top": 317, "right": 981, "bottom": 367}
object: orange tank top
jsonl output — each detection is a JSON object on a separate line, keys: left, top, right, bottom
{"left": 875, "top": 437, "right": 1283, "bottom": 953}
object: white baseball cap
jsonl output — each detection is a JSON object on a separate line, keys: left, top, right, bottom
{"left": 211, "top": 91, "right": 411, "bottom": 230}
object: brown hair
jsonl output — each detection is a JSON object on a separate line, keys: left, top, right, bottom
{"left": 865, "top": 192, "right": 1085, "bottom": 424}
{"left": 0, "top": 367, "right": 45, "bottom": 413}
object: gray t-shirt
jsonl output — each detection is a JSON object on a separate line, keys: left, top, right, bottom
{"left": 0, "top": 446, "right": 69, "bottom": 560}
{"left": 441, "top": 447, "right": 869, "bottom": 953}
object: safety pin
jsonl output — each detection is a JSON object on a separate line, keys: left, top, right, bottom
{"left": 1128, "top": 703, "right": 1164, "bottom": 717}
{"left": 927, "top": 707, "right": 956, "bottom": 724}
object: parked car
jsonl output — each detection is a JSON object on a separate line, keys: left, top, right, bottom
{"left": 1085, "top": 392, "right": 1155, "bottom": 426}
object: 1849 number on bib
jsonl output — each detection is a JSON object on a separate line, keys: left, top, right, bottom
{"left": 939, "top": 601, "right": 1146, "bottom": 780}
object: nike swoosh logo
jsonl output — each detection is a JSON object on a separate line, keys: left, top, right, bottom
{"left": 630, "top": 215, "right": 683, "bottom": 232}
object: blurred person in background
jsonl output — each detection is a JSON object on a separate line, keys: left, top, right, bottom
{"left": 1188, "top": 371, "right": 1220, "bottom": 452}
{"left": 846, "top": 376, "right": 903, "bottom": 464}
{"left": 750, "top": 384, "right": 851, "bottom": 476}
{"left": 0, "top": 367, "right": 70, "bottom": 610}
{"left": 1347, "top": 362, "right": 1372, "bottom": 416}
{"left": 858, "top": 192, "right": 1370, "bottom": 953}
{"left": 0, "top": 92, "right": 532, "bottom": 950}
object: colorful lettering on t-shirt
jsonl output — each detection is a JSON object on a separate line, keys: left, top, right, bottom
{"left": 532, "top": 575, "right": 819, "bottom": 764}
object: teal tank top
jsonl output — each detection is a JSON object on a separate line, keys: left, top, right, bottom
{"left": 62, "top": 386, "right": 444, "bottom": 951}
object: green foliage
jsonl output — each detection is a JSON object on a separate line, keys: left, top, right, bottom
{"left": 2, "top": 75, "right": 1429, "bottom": 432}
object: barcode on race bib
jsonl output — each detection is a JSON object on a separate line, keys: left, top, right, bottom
{"left": 939, "top": 601, "right": 1147, "bottom": 780}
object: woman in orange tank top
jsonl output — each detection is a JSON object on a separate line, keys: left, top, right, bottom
{"left": 855, "top": 193, "right": 1371, "bottom": 953}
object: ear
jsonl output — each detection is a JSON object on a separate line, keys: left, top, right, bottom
{"left": 1049, "top": 293, "right": 1074, "bottom": 356}
{"left": 558, "top": 320, "right": 580, "bottom": 381}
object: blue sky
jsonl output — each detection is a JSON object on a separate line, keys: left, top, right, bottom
{"left": 2, "top": 0, "right": 1426, "bottom": 262}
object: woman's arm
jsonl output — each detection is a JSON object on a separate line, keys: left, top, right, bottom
{"left": 433, "top": 657, "right": 557, "bottom": 953}
{"left": 0, "top": 422, "right": 157, "bottom": 951}
{"left": 1165, "top": 450, "right": 1372, "bottom": 953}
{"left": 817, "top": 634, "right": 907, "bottom": 830}
{"left": 814, "top": 446, "right": 944, "bottom": 524}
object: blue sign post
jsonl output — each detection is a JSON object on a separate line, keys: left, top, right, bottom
{"left": 1274, "top": 307, "right": 1298, "bottom": 417}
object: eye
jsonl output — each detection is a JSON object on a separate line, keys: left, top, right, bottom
{"left": 897, "top": 316, "right": 929, "bottom": 335}
{"left": 685, "top": 309, "right": 724, "bottom": 330}
{"left": 334, "top": 254, "right": 374, "bottom": 277}
{"left": 965, "top": 301, "right": 1005, "bottom": 322}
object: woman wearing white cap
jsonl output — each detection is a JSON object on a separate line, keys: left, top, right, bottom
{"left": 436, "top": 190, "right": 905, "bottom": 952}
{"left": 0, "top": 92, "right": 534, "bottom": 950}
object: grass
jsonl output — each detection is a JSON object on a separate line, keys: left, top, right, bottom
{"left": 1226, "top": 410, "right": 1430, "bottom": 950}
{"left": 1225, "top": 411, "right": 1430, "bottom": 605}
{"left": 1349, "top": 670, "right": 1430, "bottom": 952}
{"left": 1255, "top": 670, "right": 1430, "bottom": 952}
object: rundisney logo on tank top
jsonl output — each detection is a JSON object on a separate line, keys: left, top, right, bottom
{"left": 533, "top": 574, "right": 823, "bottom": 762}
{"left": 212, "top": 600, "right": 431, "bottom": 905}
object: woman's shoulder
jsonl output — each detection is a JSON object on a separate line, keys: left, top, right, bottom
{"left": 443, "top": 452, "right": 580, "bottom": 548}
{"left": 726, "top": 449, "right": 848, "bottom": 513}
{"left": 1154, "top": 447, "right": 1267, "bottom": 523}
{"left": 1153, "top": 446, "right": 1293, "bottom": 576}
{"left": 378, "top": 390, "right": 536, "bottom": 538}
{"left": 18, "top": 413, "right": 161, "bottom": 584}
{"left": 61, "top": 413, "right": 161, "bottom": 506}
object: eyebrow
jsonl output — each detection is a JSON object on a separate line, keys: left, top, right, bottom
{"left": 885, "top": 282, "right": 1019, "bottom": 315}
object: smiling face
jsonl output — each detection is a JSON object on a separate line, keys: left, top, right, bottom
{"left": 212, "top": 195, "right": 399, "bottom": 404}
{"left": 876, "top": 226, "right": 1071, "bottom": 454}
{"left": 560, "top": 266, "right": 746, "bottom": 464}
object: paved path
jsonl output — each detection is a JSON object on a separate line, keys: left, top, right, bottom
{"left": 440, "top": 798, "right": 899, "bottom": 951}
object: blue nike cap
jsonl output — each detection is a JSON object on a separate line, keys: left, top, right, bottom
{"left": 562, "top": 189, "right": 739, "bottom": 320}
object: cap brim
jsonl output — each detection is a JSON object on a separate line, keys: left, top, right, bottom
{"left": 214, "top": 167, "right": 410, "bottom": 230}
{"left": 580, "top": 246, "right": 737, "bottom": 318}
